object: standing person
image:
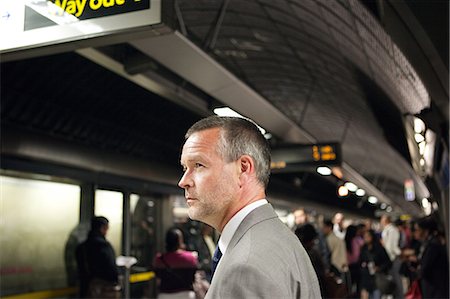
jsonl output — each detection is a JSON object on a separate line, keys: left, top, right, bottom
{"left": 293, "top": 207, "right": 309, "bottom": 230}
{"left": 333, "top": 212, "right": 346, "bottom": 240}
{"left": 415, "top": 216, "right": 449, "bottom": 299}
{"left": 193, "top": 223, "right": 216, "bottom": 282}
{"left": 359, "top": 229, "right": 392, "bottom": 299}
{"left": 295, "top": 224, "right": 327, "bottom": 297}
{"left": 153, "top": 228, "right": 199, "bottom": 299}
{"left": 178, "top": 116, "right": 321, "bottom": 298}
{"left": 293, "top": 208, "right": 331, "bottom": 270}
{"left": 76, "top": 216, "right": 120, "bottom": 299}
{"left": 322, "top": 219, "right": 349, "bottom": 278}
{"left": 345, "top": 224, "right": 364, "bottom": 297}
{"left": 380, "top": 215, "right": 403, "bottom": 298}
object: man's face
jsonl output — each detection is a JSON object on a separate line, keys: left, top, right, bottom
{"left": 100, "top": 223, "right": 109, "bottom": 236}
{"left": 414, "top": 224, "right": 426, "bottom": 241}
{"left": 334, "top": 213, "right": 343, "bottom": 226}
{"left": 380, "top": 216, "right": 388, "bottom": 228}
{"left": 178, "top": 128, "right": 240, "bottom": 229}
{"left": 294, "top": 210, "right": 307, "bottom": 225}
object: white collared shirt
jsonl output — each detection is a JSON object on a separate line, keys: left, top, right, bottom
{"left": 216, "top": 199, "right": 268, "bottom": 269}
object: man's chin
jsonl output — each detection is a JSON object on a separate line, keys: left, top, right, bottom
{"left": 188, "top": 208, "right": 208, "bottom": 223}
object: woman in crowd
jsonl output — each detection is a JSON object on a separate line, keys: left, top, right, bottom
{"left": 153, "top": 228, "right": 199, "bottom": 299}
{"left": 345, "top": 224, "right": 364, "bottom": 297}
{"left": 359, "top": 229, "right": 392, "bottom": 299}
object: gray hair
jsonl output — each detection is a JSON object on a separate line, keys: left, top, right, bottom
{"left": 185, "top": 116, "right": 271, "bottom": 187}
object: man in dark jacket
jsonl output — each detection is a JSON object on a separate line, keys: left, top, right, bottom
{"left": 76, "top": 216, "right": 119, "bottom": 298}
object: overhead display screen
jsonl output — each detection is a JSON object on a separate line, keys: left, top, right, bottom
{"left": 271, "top": 143, "right": 341, "bottom": 172}
{"left": 0, "top": 0, "right": 161, "bottom": 53}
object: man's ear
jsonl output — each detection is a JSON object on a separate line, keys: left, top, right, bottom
{"left": 239, "top": 155, "right": 255, "bottom": 181}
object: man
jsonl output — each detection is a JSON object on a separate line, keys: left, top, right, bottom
{"left": 76, "top": 216, "right": 120, "bottom": 299}
{"left": 293, "top": 207, "right": 309, "bottom": 229}
{"left": 322, "top": 219, "right": 348, "bottom": 278}
{"left": 380, "top": 215, "right": 403, "bottom": 298}
{"left": 294, "top": 208, "right": 331, "bottom": 271}
{"left": 178, "top": 116, "right": 321, "bottom": 298}
{"left": 333, "top": 212, "right": 346, "bottom": 240}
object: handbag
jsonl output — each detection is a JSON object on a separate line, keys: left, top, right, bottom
{"left": 324, "top": 272, "right": 348, "bottom": 298}
{"left": 405, "top": 280, "right": 422, "bottom": 299}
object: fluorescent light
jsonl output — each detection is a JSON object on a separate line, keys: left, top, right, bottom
{"left": 420, "top": 158, "right": 425, "bottom": 166}
{"left": 355, "top": 188, "right": 366, "bottom": 196}
{"left": 418, "top": 141, "right": 426, "bottom": 155}
{"left": 213, "top": 107, "right": 267, "bottom": 135}
{"left": 414, "top": 117, "right": 425, "bottom": 133}
{"left": 386, "top": 206, "right": 392, "bottom": 212}
{"left": 368, "top": 196, "right": 378, "bottom": 204}
{"left": 414, "top": 133, "right": 425, "bottom": 143}
{"left": 380, "top": 202, "right": 387, "bottom": 209}
{"left": 317, "top": 166, "right": 332, "bottom": 176}
{"left": 344, "top": 182, "right": 358, "bottom": 192}
{"left": 432, "top": 202, "right": 439, "bottom": 210}
{"left": 214, "top": 107, "right": 244, "bottom": 118}
{"left": 422, "top": 198, "right": 430, "bottom": 208}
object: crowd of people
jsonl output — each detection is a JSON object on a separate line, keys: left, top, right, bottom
{"left": 293, "top": 209, "right": 449, "bottom": 299}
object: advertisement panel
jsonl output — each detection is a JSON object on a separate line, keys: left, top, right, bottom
{"left": 0, "top": 0, "right": 161, "bottom": 53}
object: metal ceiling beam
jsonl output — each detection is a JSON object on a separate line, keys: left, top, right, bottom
{"left": 76, "top": 47, "right": 210, "bottom": 116}
{"left": 130, "top": 31, "right": 316, "bottom": 144}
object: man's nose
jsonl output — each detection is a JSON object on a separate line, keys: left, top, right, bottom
{"left": 178, "top": 171, "right": 192, "bottom": 189}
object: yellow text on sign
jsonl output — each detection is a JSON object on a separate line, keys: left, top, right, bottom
{"left": 312, "top": 145, "right": 336, "bottom": 161}
{"left": 54, "top": 0, "right": 126, "bottom": 18}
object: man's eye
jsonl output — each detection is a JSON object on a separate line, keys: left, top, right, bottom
{"left": 195, "top": 163, "right": 204, "bottom": 168}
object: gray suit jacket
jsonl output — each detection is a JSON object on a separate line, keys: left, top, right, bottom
{"left": 205, "top": 204, "right": 321, "bottom": 298}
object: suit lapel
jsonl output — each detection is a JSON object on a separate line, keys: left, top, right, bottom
{"left": 227, "top": 204, "right": 278, "bottom": 251}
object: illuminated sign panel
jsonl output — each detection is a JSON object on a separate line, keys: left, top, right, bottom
{"left": 271, "top": 143, "right": 341, "bottom": 172}
{"left": 0, "top": 0, "right": 161, "bottom": 54}
{"left": 404, "top": 179, "right": 415, "bottom": 201}
{"left": 49, "top": 0, "right": 150, "bottom": 21}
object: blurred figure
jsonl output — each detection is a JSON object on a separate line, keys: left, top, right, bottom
{"left": 294, "top": 208, "right": 331, "bottom": 270}
{"left": 359, "top": 229, "right": 392, "bottom": 299}
{"left": 293, "top": 207, "right": 309, "bottom": 229}
{"left": 295, "top": 224, "right": 328, "bottom": 297}
{"left": 193, "top": 223, "right": 215, "bottom": 282}
{"left": 415, "top": 216, "right": 449, "bottom": 299}
{"left": 322, "top": 219, "right": 348, "bottom": 279}
{"left": 395, "top": 219, "right": 409, "bottom": 250}
{"left": 153, "top": 228, "right": 199, "bottom": 299}
{"left": 380, "top": 215, "right": 403, "bottom": 298}
{"left": 345, "top": 224, "right": 364, "bottom": 297}
{"left": 333, "top": 212, "right": 346, "bottom": 239}
{"left": 76, "top": 216, "right": 120, "bottom": 299}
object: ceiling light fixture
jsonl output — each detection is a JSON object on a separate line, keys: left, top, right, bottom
{"left": 368, "top": 196, "right": 378, "bottom": 204}
{"left": 414, "top": 133, "right": 425, "bottom": 143}
{"left": 355, "top": 188, "right": 366, "bottom": 196}
{"left": 213, "top": 107, "right": 269, "bottom": 137}
{"left": 337, "top": 185, "right": 349, "bottom": 197}
{"left": 414, "top": 117, "right": 426, "bottom": 133}
{"left": 344, "top": 182, "right": 358, "bottom": 192}
{"left": 317, "top": 166, "right": 332, "bottom": 176}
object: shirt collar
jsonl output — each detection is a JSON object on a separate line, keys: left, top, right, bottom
{"left": 218, "top": 199, "right": 268, "bottom": 255}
